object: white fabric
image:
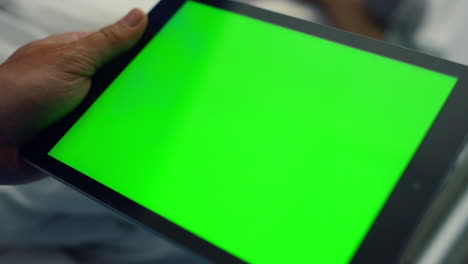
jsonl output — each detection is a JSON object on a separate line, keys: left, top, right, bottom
{"left": 0, "top": 8, "right": 46, "bottom": 62}
{"left": 411, "top": 0, "right": 468, "bottom": 65}
{"left": 0, "top": 0, "right": 158, "bottom": 62}
{"left": 385, "top": 0, "right": 468, "bottom": 66}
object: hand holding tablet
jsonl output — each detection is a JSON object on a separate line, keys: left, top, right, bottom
{"left": 19, "top": 0, "right": 468, "bottom": 263}
{"left": 0, "top": 9, "right": 148, "bottom": 184}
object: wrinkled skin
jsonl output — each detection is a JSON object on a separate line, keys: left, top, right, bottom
{"left": 0, "top": 8, "right": 148, "bottom": 184}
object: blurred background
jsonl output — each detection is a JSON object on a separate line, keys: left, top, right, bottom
{"left": 0, "top": 0, "right": 467, "bottom": 263}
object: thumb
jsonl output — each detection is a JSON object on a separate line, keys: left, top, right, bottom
{"left": 73, "top": 8, "right": 148, "bottom": 74}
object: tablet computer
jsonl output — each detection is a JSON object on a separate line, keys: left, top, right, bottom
{"left": 21, "top": 0, "right": 468, "bottom": 263}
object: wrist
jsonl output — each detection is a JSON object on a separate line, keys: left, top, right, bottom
{"left": 0, "top": 66, "right": 33, "bottom": 146}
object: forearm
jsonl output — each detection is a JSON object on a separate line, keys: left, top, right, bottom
{"left": 321, "top": 0, "right": 384, "bottom": 39}
{"left": 0, "top": 63, "right": 21, "bottom": 146}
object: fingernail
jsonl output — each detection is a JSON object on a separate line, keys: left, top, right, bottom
{"left": 121, "top": 8, "right": 144, "bottom": 27}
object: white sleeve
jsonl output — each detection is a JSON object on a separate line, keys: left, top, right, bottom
{"left": 0, "top": 9, "right": 48, "bottom": 62}
{"left": 0, "top": 0, "right": 158, "bottom": 63}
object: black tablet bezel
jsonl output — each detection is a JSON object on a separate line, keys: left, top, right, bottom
{"left": 21, "top": 0, "right": 468, "bottom": 263}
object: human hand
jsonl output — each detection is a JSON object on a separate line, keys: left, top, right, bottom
{"left": 0, "top": 8, "right": 148, "bottom": 184}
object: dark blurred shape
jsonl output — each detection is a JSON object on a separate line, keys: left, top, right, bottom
{"left": 365, "top": 0, "right": 401, "bottom": 26}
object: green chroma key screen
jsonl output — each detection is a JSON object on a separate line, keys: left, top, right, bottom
{"left": 49, "top": 1, "right": 457, "bottom": 263}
